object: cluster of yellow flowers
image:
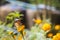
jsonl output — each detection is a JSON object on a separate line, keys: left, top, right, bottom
{"left": 52, "top": 33, "right": 60, "bottom": 40}
{"left": 34, "top": 19, "right": 60, "bottom": 31}
{"left": 33, "top": 19, "right": 51, "bottom": 31}
{"left": 2, "top": 18, "right": 60, "bottom": 40}
{"left": 34, "top": 19, "right": 60, "bottom": 39}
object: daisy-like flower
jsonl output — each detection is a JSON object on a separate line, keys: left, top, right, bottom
{"left": 42, "top": 23, "right": 51, "bottom": 31}
{"left": 16, "top": 25, "right": 25, "bottom": 32}
{"left": 55, "top": 25, "right": 60, "bottom": 30}
{"left": 33, "top": 19, "right": 42, "bottom": 24}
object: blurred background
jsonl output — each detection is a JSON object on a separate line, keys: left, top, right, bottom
{"left": 0, "top": 0, "right": 60, "bottom": 40}
{"left": 0, "top": 0, "right": 60, "bottom": 25}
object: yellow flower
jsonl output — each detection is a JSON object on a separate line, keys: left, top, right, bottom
{"left": 56, "top": 33, "right": 60, "bottom": 36}
{"left": 47, "top": 33, "right": 53, "bottom": 38}
{"left": 18, "top": 35, "right": 23, "bottom": 40}
{"left": 42, "top": 23, "right": 51, "bottom": 31}
{"left": 34, "top": 19, "right": 42, "bottom": 24}
{"left": 52, "top": 33, "right": 60, "bottom": 40}
{"left": 9, "top": 31, "right": 13, "bottom": 35}
{"left": 55, "top": 25, "right": 60, "bottom": 30}
{"left": 17, "top": 25, "right": 25, "bottom": 32}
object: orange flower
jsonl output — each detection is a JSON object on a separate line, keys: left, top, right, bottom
{"left": 52, "top": 33, "right": 60, "bottom": 40}
{"left": 55, "top": 25, "right": 60, "bottom": 30}
{"left": 17, "top": 25, "right": 25, "bottom": 32}
{"left": 42, "top": 23, "right": 51, "bottom": 31}
{"left": 47, "top": 33, "right": 53, "bottom": 38}
{"left": 33, "top": 19, "right": 42, "bottom": 24}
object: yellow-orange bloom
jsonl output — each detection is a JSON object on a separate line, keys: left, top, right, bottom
{"left": 55, "top": 25, "right": 60, "bottom": 30}
{"left": 47, "top": 33, "right": 53, "bottom": 38}
{"left": 42, "top": 23, "right": 51, "bottom": 31}
{"left": 56, "top": 33, "right": 60, "bottom": 36}
{"left": 17, "top": 25, "right": 25, "bottom": 32}
{"left": 34, "top": 19, "right": 42, "bottom": 24}
{"left": 52, "top": 33, "right": 60, "bottom": 40}
{"left": 18, "top": 35, "right": 23, "bottom": 40}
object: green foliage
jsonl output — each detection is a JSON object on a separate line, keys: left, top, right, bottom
{"left": 6, "top": 22, "right": 14, "bottom": 28}
{"left": 30, "top": 0, "right": 60, "bottom": 9}
{"left": 0, "top": 11, "right": 23, "bottom": 28}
